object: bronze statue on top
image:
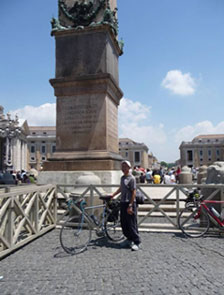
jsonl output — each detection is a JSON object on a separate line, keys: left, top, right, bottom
{"left": 51, "top": 0, "right": 119, "bottom": 37}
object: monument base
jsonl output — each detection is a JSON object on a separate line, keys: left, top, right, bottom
{"left": 37, "top": 170, "right": 122, "bottom": 192}
{"left": 43, "top": 151, "right": 122, "bottom": 171}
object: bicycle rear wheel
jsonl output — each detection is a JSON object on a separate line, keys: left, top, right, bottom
{"left": 105, "top": 208, "right": 124, "bottom": 241}
{"left": 59, "top": 213, "right": 92, "bottom": 254}
{"left": 178, "top": 206, "right": 210, "bottom": 238}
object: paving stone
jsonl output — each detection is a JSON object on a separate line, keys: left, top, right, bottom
{"left": 0, "top": 229, "right": 224, "bottom": 294}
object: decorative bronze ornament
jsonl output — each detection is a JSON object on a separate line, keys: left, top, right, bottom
{"left": 51, "top": 0, "right": 119, "bottom": 36}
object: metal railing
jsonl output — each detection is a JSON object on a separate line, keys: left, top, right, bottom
{"left": 0, "top": 184, "right": 57, "bottom": 259}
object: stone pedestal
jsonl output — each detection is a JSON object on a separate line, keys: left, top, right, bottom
{"left": 43, "top": 29, "right": 123, "bottom": 172}
{"left": 202, "top": 162, "right": 224, "bottom": 213}
{"left": 179, "top": 166, "right": 193, "bottom": 184}
{"left": 43, "top": 26, "right": 123, "bottom": 173}
{"left": 69, "top": 172, "right": 107, "bottom": 218}
{"left": 197, "top": 165, "right": 207, "bottom": 184}
{"left": 38, "top": 170, "right": 122, "bottom": 192}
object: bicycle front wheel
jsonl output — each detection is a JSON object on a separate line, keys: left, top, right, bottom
{"left": 59, "top": 213, "right": 92, "bottom": 255}
{"left": 105, "top": 209, "right": 124, "bottom": 241}
{"left": 178, "top": 206, "right": 210, "bottom": 238}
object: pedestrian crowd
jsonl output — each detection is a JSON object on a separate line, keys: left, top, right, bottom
{"left": 0, "top": 169, "right": 37, "bottom": 185}
{"left": 132, "top": 165, "right": 182, "bottom": 184}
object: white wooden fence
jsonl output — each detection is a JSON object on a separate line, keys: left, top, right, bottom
{"left": 56, "top": 183, "right": 224, "bottom": 231}
{"left": 1, "top": 183, "right": 224, "bottom": 259}
{"left": 0, "top": 184, "right": 57, "bottom": 259}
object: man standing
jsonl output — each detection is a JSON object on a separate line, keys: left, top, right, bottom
{"left": 111, "top": 160, "right": 141, "bottom": 251}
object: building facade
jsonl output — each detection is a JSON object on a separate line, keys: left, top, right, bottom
{"left": 179, "top": 134, "right": 224, "bottom": 168}
{"left": 0, "top": 106, "right": 29, "bottom": 172}
{"left": 27, "top": 126, "right": 56, "bottom": 171}
{"left": 119, "top": 138, "right": 150, "bottom": 168}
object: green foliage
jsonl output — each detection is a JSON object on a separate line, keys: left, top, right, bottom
{"left": 160, "top": 161, "right": 168, "bottom": 168}
{"left": 167, "top": 163, "right": 176, "bottom": 169}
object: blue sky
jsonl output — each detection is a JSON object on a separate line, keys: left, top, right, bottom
{"left": 1, "top": 0, "right": 224, "bottom": 163}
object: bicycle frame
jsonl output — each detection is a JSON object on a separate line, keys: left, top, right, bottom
{"left": 197, "top": 200, "right": 224, "bottom": 228}
{"left": 70, "top": 198, "right": 109, "bottom": 232}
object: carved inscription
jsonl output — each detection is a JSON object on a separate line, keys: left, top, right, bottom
{"left": 107, "top": 100, "right": 118, "bottom": 139}
{"left": 60, "top": 103, "right": 99, "bottom": 134}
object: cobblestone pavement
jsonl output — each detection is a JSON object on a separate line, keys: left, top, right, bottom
{"left": 0, "top": 229, "right": 224, "bottom": 295}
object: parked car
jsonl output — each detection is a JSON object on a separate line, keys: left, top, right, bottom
{"left": 0, "top": 172, "right": 16, "bottom": 185}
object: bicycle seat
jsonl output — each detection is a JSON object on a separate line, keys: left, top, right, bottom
{"left": 99, "top": 196, "right": 112, "bottom": 201}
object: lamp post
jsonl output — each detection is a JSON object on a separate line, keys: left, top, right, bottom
{"left": 0, "top": 123, "right": 21, "bottom": 172}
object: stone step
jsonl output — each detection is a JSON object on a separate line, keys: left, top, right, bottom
{"left": 138, "top": 203, "right": 185, "bottom": 211}
{"left": 138, "top": 211, "right": 178, "bottom": 217}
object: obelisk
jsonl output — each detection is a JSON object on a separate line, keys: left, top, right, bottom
{"left": 40, "top": 0, "right": 124, "bottom": 185}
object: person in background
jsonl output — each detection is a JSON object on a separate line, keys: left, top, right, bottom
{"left": 163, "top": 172, "right": 171, "bottom": 184}
{"left": 139, "top": 172, "right": 145, "bottom": 183}
{"left": 170, "top": 171, "right": 176, "bottom": 184}
{"left": 145, "top": 169, "right": 153, "bottom": 184}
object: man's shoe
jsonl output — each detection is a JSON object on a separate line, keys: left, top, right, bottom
{"left": 119, "top": 239, "right": 132, "bottom": 248}
{"left": 131, "top": 243, "right": 139, "bottom": 251}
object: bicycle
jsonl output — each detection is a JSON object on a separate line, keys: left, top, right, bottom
{"left": 178, "top": 189, "right": 224, "bottom": 238}
{"left": 59, "top": 195, "right": 124, "bottom": 254}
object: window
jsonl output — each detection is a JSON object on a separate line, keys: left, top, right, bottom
{"left": 32, "top": 132, "right": 36, "bottom": 135}
{"left": 216, "top": 149, "right": 220, "bottom": 156}
{"left": 42, "top": 156, "right": 46, "bottom": 161}
{"left": 125, "top": 151, "right": 128, "bottom": 158}
{"left": 187, "top": 150, "right": 193, "bottom": 161}
{"left": 52, "top": 145, "right": 56, "bottom": 153}
{"left": 30, "top": 156, "right": 36, "bottom": 161}
{"left": 199, "top": 150, "right": 203, "bottom": 156}
{"left": 41, "top": 145, "right": 46, "bottom": 154}
{"left": 134, "top": 151, "right": 140, "bottom": 163}
{"left": 31, "top": 145, "right": 35, "bottom": 153}
{"left": 43, "top": 132, "right": 47, "bottom": 135}
{"left": 208, "top": 150, "right": 211, "bottom": 157}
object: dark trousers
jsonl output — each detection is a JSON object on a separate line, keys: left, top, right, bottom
{"left": 120, "top": 202, "right": 141, "bottom": 245}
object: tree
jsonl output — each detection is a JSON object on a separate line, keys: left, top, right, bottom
{"left": 160, "top": 161, "right": 168, "bottom": 168}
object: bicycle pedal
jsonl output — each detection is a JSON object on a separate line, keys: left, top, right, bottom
{"left": 96, "top": 230, "right": 105, "bottom": 237}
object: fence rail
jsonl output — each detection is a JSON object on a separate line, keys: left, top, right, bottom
{"left": 56, "top": 183, "right": 224, "bottom": 231}
{"left": 0, "top": 184, "right": 57, "bottom": 259}
{"left": 1, "top": 183, "right": 224, "bottom": 258}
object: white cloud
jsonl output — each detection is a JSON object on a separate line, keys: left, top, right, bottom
{"left": 161, "top": 70, "right": 196, "bottom": 96}
{"left": 118, "top": 98, "right": 167, "bottom": 160}
{"left": 175, "top": 120, "right": 224, "bottom": 143}
{"left": 10, "top": 103, "right": 56, "bottom": 126}
{"left": 118, "top": 97, "right": 151, "bottom": 123}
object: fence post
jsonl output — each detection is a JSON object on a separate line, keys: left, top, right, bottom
{"left": 33, "top": 192, "right": 39, "bottom": 232}
{"left": 176, "top": 187, "right": 180, "bottom": 228}
{"left": 5, "top": 186, "right": 10, "bottom": 193}
{"left": 90, "top": 185, "right": 94, "bottom": 216}
{"left": 54, "top": 186, "right": 57, "bottom": 225}
{"left": 5, "top": 197, "right": 14, "bottom": 248}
